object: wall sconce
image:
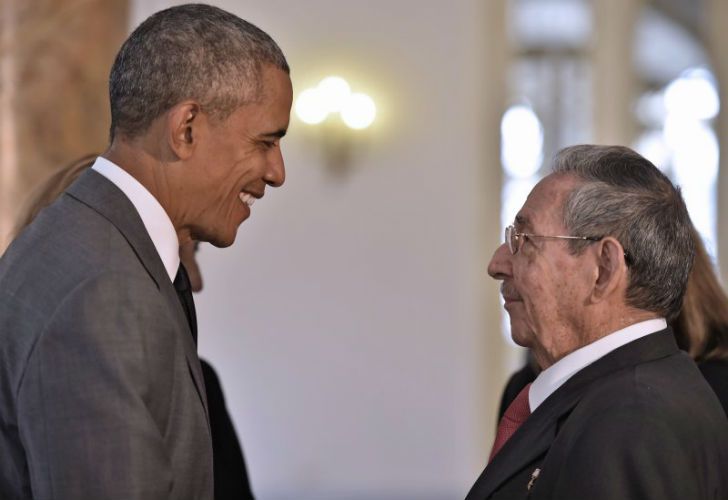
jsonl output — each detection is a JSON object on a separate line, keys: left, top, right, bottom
{"left": 294, "top": 76, "right": 377, "bottom": 176}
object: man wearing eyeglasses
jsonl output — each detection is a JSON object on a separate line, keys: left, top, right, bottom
{"left": 465, "top": 145, "right": 728, "bottom": 500}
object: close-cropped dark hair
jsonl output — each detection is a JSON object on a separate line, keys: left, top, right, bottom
{"left": 109, "top": 3, "right": 289, "bottom": 140}
{"left": 551, "top": 145, "right": 694, "bottom": 320}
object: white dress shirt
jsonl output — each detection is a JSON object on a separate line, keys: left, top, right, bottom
{"left": 91, "top": 156, "right": 180, "bottom": 281}
{"left": 529, "top": 318, "right": 668, "bottom": 411}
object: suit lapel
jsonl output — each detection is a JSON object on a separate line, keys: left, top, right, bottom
{"left": 66, "top": 169, "right": 209, "bottom": 420}
{"left": 466, "top": 329, "right": 680, "bottom": 499}
{"left": 465, "top": 390, "right": 567, "bottom": 499}
{"left": 159, "top": 276, "right": 210, "bottom": 420}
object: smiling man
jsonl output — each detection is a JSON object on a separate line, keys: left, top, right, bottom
{"left": 0, "top": 4, "right": 290, "bottom": 500}
{"left": 466, "top": 145, "right": 728, "bottom": 500}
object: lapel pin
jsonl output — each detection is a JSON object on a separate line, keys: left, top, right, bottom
{"left": 527, "top": 467, "right": 541, "bottom": 491}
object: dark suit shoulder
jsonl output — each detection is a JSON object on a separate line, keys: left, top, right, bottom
{"left": 0, "top": 196, "right": 169, "bottom": 407}
{"left": 531, "top": 353, "right": 728, "bottom": 499}
{"left": 3, "top": 194, "right": 139, "bottom": 285}
{"left": 568, "top": 351, "right": 726, "bottom": 436}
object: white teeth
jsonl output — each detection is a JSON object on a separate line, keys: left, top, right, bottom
{"left": 239, "top": 193, "right": 255, "bottom": 207}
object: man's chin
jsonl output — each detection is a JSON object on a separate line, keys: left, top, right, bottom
{"left": 510, "top": 334, "right": 531, "bottom": 349}
{"left": 195, "top": 226, "right": 238, "bottom": 249}
{"left": 508, "top": 318, "right": 534, "bottom": 349}
{"left": 208, "top": 233, "right": 236, "bottom": 248}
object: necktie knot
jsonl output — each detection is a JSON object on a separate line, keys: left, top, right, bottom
{"left": 488, "top": 382, "right": 531, "bottom": 463}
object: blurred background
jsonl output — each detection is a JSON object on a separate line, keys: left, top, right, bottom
{"left": 1, "top": 0, "right": 727, "bottom": 498}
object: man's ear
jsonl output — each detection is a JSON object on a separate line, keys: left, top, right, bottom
{"left": 167, "top": 101, "right": 202, "bottom": 160}
{"left": 592, "top": 236, "right": 628, "bottom": 303}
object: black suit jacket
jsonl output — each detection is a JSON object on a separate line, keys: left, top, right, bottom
{"left": 466, "top": 329, "right": 728, "bottom": 500}
{"left": 200, "top": 360, "right": 255, "bottom": 500}
{"left": 699, "top": 357, "right": 728, "bottom": 416}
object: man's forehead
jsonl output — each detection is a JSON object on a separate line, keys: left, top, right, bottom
{"left": 514, "top": 174, "right": 576, "bottom": 229}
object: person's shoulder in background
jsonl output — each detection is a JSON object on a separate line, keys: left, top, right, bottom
{"left": 200, "top": 360, "right": 256, "bottom": 500}
{"left": 698, "top": 357, "right": 728, "bottom": 417}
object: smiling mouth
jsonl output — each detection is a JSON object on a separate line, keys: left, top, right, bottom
{"left": 239, "top": 192, "right": 256, "bottom": 207}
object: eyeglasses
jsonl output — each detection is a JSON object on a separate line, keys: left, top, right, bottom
{"left": 505, "top": 225, "right": 601, "bottom": 255}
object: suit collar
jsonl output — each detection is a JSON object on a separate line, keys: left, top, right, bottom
{"left": 466, "top": 329, "right": 679, "bottom": 499}
{"left": 91, "top": 156, "right": 180, "bottom": 281}
{"left": 530, "top": 318, "right": 667, "bottom": 411}
{"left": 65, "top": 169, "right": 209, "bottom": 420}
{"left": 67, "top": 168, "right": 170, "bottom": 290}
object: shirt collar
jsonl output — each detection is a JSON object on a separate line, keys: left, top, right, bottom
{"left": 91, "top": 156, "right": 180, "bottom": 281}
{"left": 529, "top": 317, "right": 667, "bottom": 411}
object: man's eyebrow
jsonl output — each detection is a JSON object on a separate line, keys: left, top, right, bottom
{"left": 260, "top": 128, "right": 287, "bottom": 139}
{"left": 514, "top": 214, "right": 530, "bottom": 229}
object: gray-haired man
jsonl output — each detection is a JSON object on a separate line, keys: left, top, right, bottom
{"left": 0, "top": 4, "right": 291, "bottom": 499}
{"left": 467, "top": 145, "right": 728, "bottom": 499}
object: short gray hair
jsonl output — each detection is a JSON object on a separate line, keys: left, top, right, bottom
{"left": 552, "top": 145, "right": 694, "bottom": 320}
{"left": 109, "top": 3, "right": 289, "bottom": 140}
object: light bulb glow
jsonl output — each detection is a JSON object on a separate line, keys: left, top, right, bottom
{"left": 295, "top": 88, "right": 328, "bottom": 125}
{"left": 341, "top": 93, "right": 376, "bottom": 130}
{"left": 295, "top": 76, "right": 377, "bottom": 129}
{"left": 317, "top": 76, "right": 352, "bottom": 113}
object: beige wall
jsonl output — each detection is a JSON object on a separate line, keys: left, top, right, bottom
{"left": 130, "top": 1, "right": 511, "bottom": 499}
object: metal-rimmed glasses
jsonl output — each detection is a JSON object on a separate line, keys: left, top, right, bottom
{"left": 505, "top": 224, "right": 601, "bottom": 255}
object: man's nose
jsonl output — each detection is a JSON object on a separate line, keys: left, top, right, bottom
{"left": 264, "top": 149, "right": 286, "bottom": 188}
{"left": 487, "top": 242, "right": 512, "bottom": 280}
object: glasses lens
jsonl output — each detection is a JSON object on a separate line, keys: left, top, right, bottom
{"left": 506, "top": 226, "right": 514, "bottom": 254}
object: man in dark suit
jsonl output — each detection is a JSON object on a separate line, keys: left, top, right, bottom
{"left": 466, "top": 145, "right": 728, "bottom": 500}
{"left": 0, "top": 4, "right": 291, "bottom": 499}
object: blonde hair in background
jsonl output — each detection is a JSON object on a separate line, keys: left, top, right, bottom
{"left": 672, "top": 225, "right": 728, "bottom": 362}
{"left": 12, "top": 154, "right": 97, "bottom": 239}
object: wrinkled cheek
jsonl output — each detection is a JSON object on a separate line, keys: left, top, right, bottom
{"left": 521, "top": 298, "right": 541, "bottom": 333}
{"left": 521, "top": 276, "right": 554, "bottom": 336}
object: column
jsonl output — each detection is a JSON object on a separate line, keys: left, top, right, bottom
{"left": 0, "top": 0, "right": 18, "bottom": 250}
{"left": 592, "top": 0, "right": 642, "bottom": 145}
{"left": 0, "top": 0, "right": 128, "bottom": 250}
{"left": 465, "top": 0, "right": 510, "bottom": 473}
{"left": 705, "top": 0, "right": 728, "bottom": 284}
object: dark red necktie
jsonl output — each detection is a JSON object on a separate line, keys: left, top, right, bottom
{"left": 488, "top": 383, "right": 532, "bottom": 463}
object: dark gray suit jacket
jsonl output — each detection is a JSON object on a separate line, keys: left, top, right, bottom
{"left": 466, "top": 329, "right": 728, "bottom": 500}
{"left": 0, "top": 170, "right": 213, "bottom": 499}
